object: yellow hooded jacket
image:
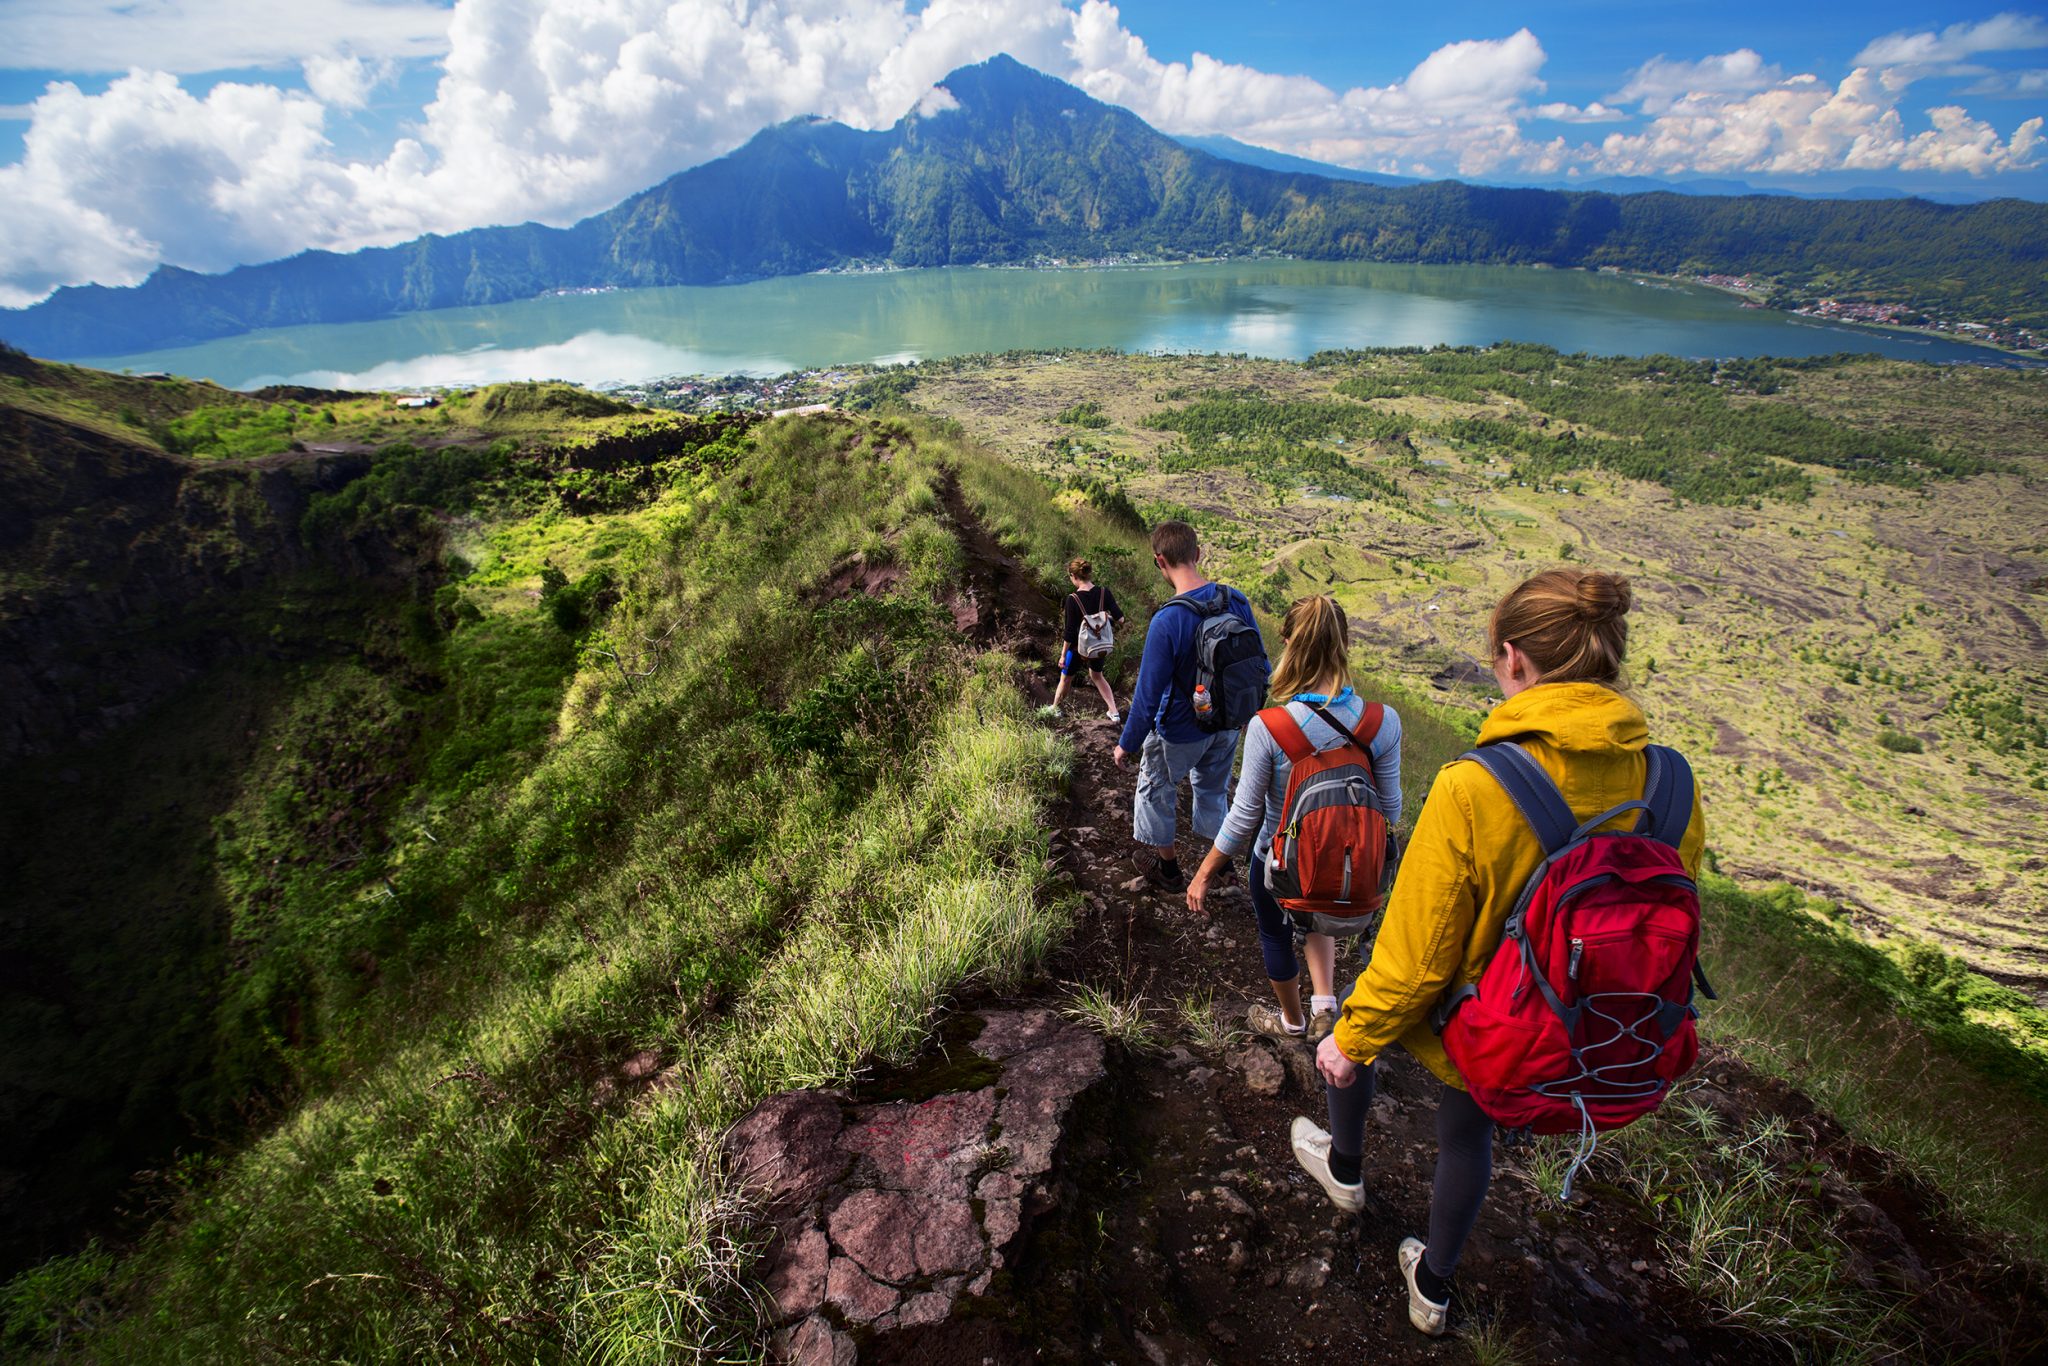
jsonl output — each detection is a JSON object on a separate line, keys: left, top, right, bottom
{"left": 1333, "top": 682, "right": 1707, "bottom": 1088}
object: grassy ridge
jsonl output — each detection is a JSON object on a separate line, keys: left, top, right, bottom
{"left": 8, "top": 387, "right": 2046, "bottom": 1359}
{"left": 2, "top": 416, "right": 1080, "bottom": 1361}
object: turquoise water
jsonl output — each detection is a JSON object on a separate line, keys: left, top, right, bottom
{"left": 82, "top": 259, "right": 2003, "bottom": 389}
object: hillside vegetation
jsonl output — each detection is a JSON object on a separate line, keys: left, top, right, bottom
{"left": 4, "top": 366, "right": 1149, "bottom": 1356}
{"left": 910, "top": 347, "right": 2048, "bottom": 1001}
{"left": 4, "top": 362, "right": 2047, "bottom": 1361}
{"left": 5, "top": 56, "right": 2046, "bottom": 360}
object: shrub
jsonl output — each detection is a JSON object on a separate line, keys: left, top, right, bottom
{"left": 1877, "top": 730, "right": 1925, "bottom": 754}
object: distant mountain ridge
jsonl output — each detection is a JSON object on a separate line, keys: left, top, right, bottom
{"left": 1174, "top": 137, "right": 1998, "bottom": 205}
{"left": 6, "top": 54, "right": 2047, "bottom": 358}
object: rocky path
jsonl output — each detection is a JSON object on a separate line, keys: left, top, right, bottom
{"left": 726, "top": 482, "right": 2048, "bottom": 1364}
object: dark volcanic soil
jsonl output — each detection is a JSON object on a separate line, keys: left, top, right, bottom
{"left": 829, "top": 475, "right": 2048, "bottom": 1365}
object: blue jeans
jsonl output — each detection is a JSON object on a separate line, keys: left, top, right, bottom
{"left": 1132, "top": 729, "right": 1238, "bottom": 849}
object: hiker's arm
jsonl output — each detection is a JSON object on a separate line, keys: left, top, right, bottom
{"left": 1332, "top": 767, "right": 1477, "bottom": 1069}
{"left": 1115, "top": 614, "right": 1176, "bottom": 754}
{"left": 1061, "top": 594, "right": 1080, "bottom": 650}
{"left": 1679, "top": 785, "right": 1706, "bottom": 880}
{"left": 1371, "top": 706, "right": 1405, "bottom": 828}
{"left": 1105, "top": 586, "right": 1124, "bottom": 624}
{"left": 1187, "top": 718, "right": 1273, "bottom": 915}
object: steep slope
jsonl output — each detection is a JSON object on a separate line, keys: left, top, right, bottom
{"left": 4, "top": 370, "right": 2047, "bottom": 1362}
{"left": 5, "top": 55, "right": 2046, "bottom": 359}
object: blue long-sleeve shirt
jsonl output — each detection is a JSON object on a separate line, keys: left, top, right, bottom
{"left": 1117, "top": 581, "right": 1262, "bottom": 752}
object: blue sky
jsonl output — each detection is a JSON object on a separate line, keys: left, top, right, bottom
{"left": 0, "top": 1, "right": 2043, "bottom": 305}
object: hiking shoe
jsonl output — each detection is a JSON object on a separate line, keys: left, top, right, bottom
{"left": 1132, "top": 848, "right": 1184, "bottom": 892}
{"left": 1245, "top": 1003, "right": 1306, "bottom": 1041}
{"left": 1035, "top": 704, "right": 1062, "bottom": 722}
{"left": 1397, "top": 1237, "right": 1449, "bottom": 1337}
{"left": 1290, "top": 1117, "right": 1366, "bottom": 1214}
{"left": 1306, "top": 1009, "right": 1338, "bottom": 1045}
{"left": 1106, "top": 709, "right": 1121, "bottom": 724}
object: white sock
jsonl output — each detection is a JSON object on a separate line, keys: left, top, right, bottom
{"left": 1311, "top": 995, "right": 1339, "bottom": 1016}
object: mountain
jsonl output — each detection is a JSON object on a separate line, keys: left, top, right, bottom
{"left": 1177, "top": 139, "right": 2007, "bottom": 207}
{"left": 1172, "top": 133, "right": 1418, "bottom": 187}
{"left": 6, "top": 53, "right": 2048, "bottom": 357}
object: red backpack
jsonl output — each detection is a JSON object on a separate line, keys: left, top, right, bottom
{"left": 1261, "top": 700, "right": 1392, "bottom": 920}
{"left": 1437, "top": 741, "right": 1713, "bottom": 1197}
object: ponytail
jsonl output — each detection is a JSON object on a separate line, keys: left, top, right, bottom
{"left": 1270, "top": 595, "right": 1351, "bottom": 700}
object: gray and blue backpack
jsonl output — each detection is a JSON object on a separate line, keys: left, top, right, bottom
{"left": 1170, "top": 586, "right": 1270, "bottom": 732}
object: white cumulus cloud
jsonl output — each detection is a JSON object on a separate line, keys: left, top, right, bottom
{"left": 1853, "top": 12, "right": 2048, "bottom": 68}
{"left": 0, "top": 0, "right": 2044, "bottom": 310}
{"left": 1611, "top": 50, "right": 1784, "bottom": 114}
{"left": 1590, "top": 64, "right": 2043, "bottom": 179}
{"left": 1069, "top": 5, "right": 1550, "bottom": 176}
{"left": 0, "top": 0, "right": 454, "bottom": 74}
{"left": 303, "top": 54, "right": 396, "bottom": 110}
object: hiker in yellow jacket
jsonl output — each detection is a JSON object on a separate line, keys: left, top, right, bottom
{"left": 1289, "top": 568, "right": 1705, "bottom": 1337}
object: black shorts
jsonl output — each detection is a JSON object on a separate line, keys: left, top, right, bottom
{"left": 1060, "top": 647, "right": 1111, "bottom": 679}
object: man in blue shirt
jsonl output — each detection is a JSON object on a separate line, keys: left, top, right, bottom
{"left": 1113, "top": 520, "right": 1262, "bottom": 890}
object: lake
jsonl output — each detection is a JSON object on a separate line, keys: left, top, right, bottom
{"left": 81, "top": 259, "right": 2006, "bottom": 389}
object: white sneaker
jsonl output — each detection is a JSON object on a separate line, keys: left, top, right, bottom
{"left": 1397, "top": 1237, "right": 1449, "bottom": 1337}
{"left": 1289, "top": 1116, "right": 1365, "bottom": 1213}
{"left": 1106, "top": 710, "right": 1121, "bottom": 723}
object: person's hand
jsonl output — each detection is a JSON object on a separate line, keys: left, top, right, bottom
{"left": 1317, "top": 1033, "right": 1360, "bottom": 1088}
{"left": 1185, "top": 873, "right": 1210, "bottom": 918}
{"left": 1112, "top": 744, "right": 1128, "bottom": 769}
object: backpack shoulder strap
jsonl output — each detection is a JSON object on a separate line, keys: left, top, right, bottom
{"left": 1166, "top": 588, "right": 1224, "bottom": 618}
{"left": 1303, "top": 700, "right": 1382, "bottom": 752}
{"left": 1640, "top": 745, "right": 1694, "bottom": 850}
{"left": 1261, "top": 706, "right": 1315, "bottom": 763}
{"left": 1459, "top": 742, "right": 1578, "bottom": 855}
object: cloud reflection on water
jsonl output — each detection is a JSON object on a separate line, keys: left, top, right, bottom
{"left": 246, "top": 331, "right": 795, "bottom": 390}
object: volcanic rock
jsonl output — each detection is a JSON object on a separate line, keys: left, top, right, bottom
{"left": 727, "top": 1008, "right": 1106, "bottom": 1359}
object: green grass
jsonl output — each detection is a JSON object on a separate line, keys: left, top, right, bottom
{"left": 1174, "top": 990, "right": 1245, "bottom": 1053}
{"left": 1591, "top": 1102, "right": 1890, "bottom": 1352}
{"left": 11, "top": 365, "right": 2047, "bottom": 1359}
{"left": 1697, "top": 878, "right": 2048, "bottom": 1259}
{"left": 1059, "top": 984, "right": 1165, "bottom": 1052}
{"left": 1495, "top": 875, "right": 2048, "bottom": 1361}
{"left": 2, "top": 414, "right": 1087, "bottom": 1362}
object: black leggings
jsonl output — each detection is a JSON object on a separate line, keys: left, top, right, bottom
{"left": 1325, "top": 1063, "right": 1495, "bottom": 1279}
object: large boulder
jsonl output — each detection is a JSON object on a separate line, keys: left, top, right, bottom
{"left": 726, "top": 1008, "right": 1106, "bottom": 1362}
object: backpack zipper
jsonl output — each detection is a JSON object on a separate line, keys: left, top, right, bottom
{"left": 1568, "top": 937, "right": 1584, "bottom": 982}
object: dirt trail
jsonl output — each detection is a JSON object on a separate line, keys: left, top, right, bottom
{"left": 867, "top": 480, "right": 2048, "bottom": 1364}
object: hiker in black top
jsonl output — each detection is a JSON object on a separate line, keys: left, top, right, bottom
{"left": 1052, "top": 557, "right": 1124, "bottom": 722}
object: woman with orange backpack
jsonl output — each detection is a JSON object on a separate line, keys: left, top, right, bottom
{"left": 1297, "top": 569, "right": 1707, "bottom": 1337}
{"left": 1184, "top": 595, "right": 1403, "bottom": 1043}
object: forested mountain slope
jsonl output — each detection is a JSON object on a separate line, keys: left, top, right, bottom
{"left": 5, "top": 55, "right": 2045, "bottom": 359}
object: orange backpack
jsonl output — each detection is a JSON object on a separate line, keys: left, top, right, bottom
{"left": 1262, "top": 701, "right": 1390, "bottom": 919}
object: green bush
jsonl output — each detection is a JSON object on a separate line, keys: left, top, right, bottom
{"left": 845, "top": 369, "right": 920, "bottom": 411}
{"left": 164, "top": 403, "right": 298, "bottom": 458}
{"left": 1063, "top": 474, "right": 1144, "bottom": 532}
{"left": 474, "top": 381, "right": 633, "bottom": 419}
{"left": 1878, "top": 729, "right": 1925, "bottom": 754}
